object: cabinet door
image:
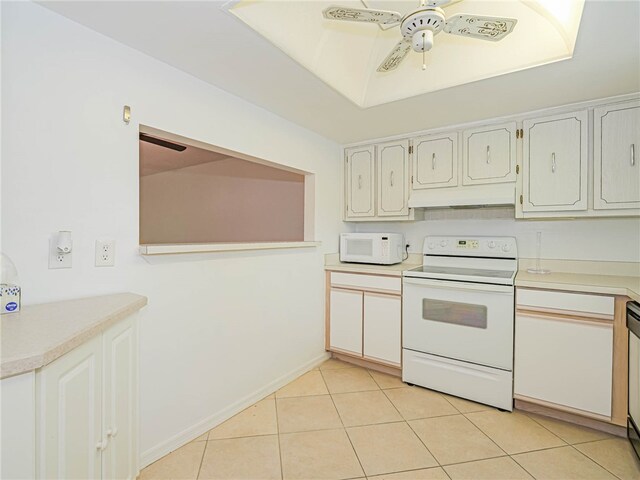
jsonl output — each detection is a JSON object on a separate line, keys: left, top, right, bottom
{"left": 412, "top": 133, "right": 458, "bottom": 189}
{"left": 102, "top": 315, "right": 138, "bottom": 480}
{"left": 363, "top": 292, "right": 401, "bottom": 366}
{"left": 594, "top": 100, "right": 640, "bottom": 210}
{"left": 514, "top": 313, "right": 613, "bottom": 417}
{"left": 345, "top": 146, "right": 375, "bottom": 218}
{"left": 462, "top": 122, "right": 517, "bottom": 185}
{"left": 522, "top": 111, "right": 588, "bottom": 212}
{"left": 329, "top": 288, "right": 363, "bottom": 356}
{"left": 38, "top": 336, "right": 102, "bottom": 480}
{"left": 377, "top": 140, "right": 409, "bottom": 217}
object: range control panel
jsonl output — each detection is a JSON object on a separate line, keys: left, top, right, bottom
{"left": 423, "top": 236, "right": 517, "bottom": 258}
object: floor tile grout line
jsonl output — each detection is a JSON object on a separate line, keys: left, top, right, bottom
{"left": 454, "top": 412, "right": 511, "bottom": 458}
{"left": 273, "top": 396, "right": 284, "bottom": 480}
{"left": 568, "top": 443, "right": 626, "bottom": 480}
{"left": 522, "top": 411, "right": 614, "bottom": 447}
{"left": 321, "top": 367, "right": 367, "bottom": 478}
{"left": 508, "top": 452, "right": 541, "bottom": 480}
{"left": 404, "top": 418, "right": 443, "bottom": 468}
{"left": 462, "top": 410, "right": 564, "bottom": 456}
{"left": 195, "top": 437, "right": 208, "bottom": 480}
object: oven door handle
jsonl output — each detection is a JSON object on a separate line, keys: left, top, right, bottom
{"left": 403, "top": 277, "right": 513, "bottom": 294}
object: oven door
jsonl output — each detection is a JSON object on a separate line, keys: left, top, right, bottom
{"left": 403, "top": 277, "right": 514, "bottom": 370}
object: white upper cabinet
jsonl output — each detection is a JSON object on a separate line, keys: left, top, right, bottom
{"left": 377, "top": 140, "right": 410, "bottom": 217}
{"left": 345, "top": 146, "right": 375, "bottom": 218}
{"left": 522, "top": 110, "right": 588, "bottom": 212}
{"left": 594, "top": 100, "right": 640, "bottom": 210}
{"left": 412, "top": 133, "right": 458, "bottom": 189}
{"left": 462, "top": 122, "right": 517, "bottom": 185}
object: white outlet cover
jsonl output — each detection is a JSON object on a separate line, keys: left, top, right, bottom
{"left": 95, "top": 239, "right": 116, "bottom": 267}
{"left": 48, "top": 237, "right": 72, "bottom": 269}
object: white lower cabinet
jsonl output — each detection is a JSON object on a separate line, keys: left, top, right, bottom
{"left": 37, "top": 315, "right": 138, "bottom": 480}
{"left": 514, "top": 308, "right": 613, "bottom": 418}
{"left": 329, "top": 288, "right": 363, "bottom": 356}
{"left": 328, "top": 272, "right": 402, "bottom": 367}
{"left": 363, "top": 293, "right": 401, "bottom": 365}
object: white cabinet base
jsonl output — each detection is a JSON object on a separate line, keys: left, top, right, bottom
{"left": 402, "top": 349, "right": 513, "bottom": 411}
{"left": 1, "top": 372, "right": 36, "bottom": 480}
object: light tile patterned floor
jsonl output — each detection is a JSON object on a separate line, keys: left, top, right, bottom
{"left": 140, "top": 359, "right": 640, "bottom": 480}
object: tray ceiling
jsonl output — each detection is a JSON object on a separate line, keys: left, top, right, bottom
{"left": 228, "top": 0, "right": 585, "bottom": 107}
{"left": 36, "top": 1, "right": 639, "bottom": 143}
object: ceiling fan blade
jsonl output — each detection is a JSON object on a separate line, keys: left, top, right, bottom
{"left": 444, "top": 14, "right": 517, "bottom": 41}
{"left": 377, "top": 39, "right": 412, "bottom": 73}
{"left": 323, "top": 6, "right": 401, "bottom": 26}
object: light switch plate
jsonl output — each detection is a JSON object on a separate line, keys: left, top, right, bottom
{"left": 95, "top": 239, "right": 115, "bottom": 267}
{"left": 48, "top": 237, "right": 72, "bottom": 269}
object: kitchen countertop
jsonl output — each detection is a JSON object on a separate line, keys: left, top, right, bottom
{"left": 516, "top": 270, "right": 640, "bottom": 302}
{"left": 1, "top": 293, "right": 147, "bottom": 379}
{"left": 324, "top": 253, "right": 421, "bottom": 277}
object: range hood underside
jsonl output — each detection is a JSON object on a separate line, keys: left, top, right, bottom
{"left": 408, "top": 184, "right": 515, "bottom": 209}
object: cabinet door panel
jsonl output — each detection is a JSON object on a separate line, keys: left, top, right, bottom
{"left": 412, "top": 133, "right": 458, "bottom": 189}
{"left": 463, "top": 122, "right": 516, "bottom": 185}
{"left": 377, "top": 140, "right": 409, "bottom": 216}
{"left": 330, "top": 288, "right": 363, "bottom": 356}
{"left": 103, "top": 315, "right": 138, "bottom": 480}
{"left": 363, "top": 293, "right": 401, "bottom": 365}
{"left": 346, "top": 146, "right": 375, "bottom": 218}
{"left": 594, "top": 100, "right": 640, "bottom": 210}
{"left": 514, "top": 314, "right": 612, "bottom": 417}
{"left": 522, "top": 111, "right": 587, "bottom": 212}
{"left": 38, "top": 336, "right": 102, "bottom": 480}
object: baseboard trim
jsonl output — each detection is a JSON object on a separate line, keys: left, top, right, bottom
{"left": 139, "top": 352, "right": 330, "bottom": 468}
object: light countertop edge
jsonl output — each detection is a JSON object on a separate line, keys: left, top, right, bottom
{"left": 515, "top": 271, "right": 640, "bottom": 303}
{"left": 1, "top": 293, "right": 148, "bottom": 380}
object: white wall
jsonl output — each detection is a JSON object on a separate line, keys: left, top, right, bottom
{"left": 356, "top": 207, "right": 640, "bottom": 262}
{"left": 1, "top": 1, "right": 342, "bottom": 465}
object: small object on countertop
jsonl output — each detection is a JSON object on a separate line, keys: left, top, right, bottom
{"left": 527, "top": 231, "right": 550, "bottom": 274}
{"left": 1, "top": 253, "right": 21, "bottom": 314}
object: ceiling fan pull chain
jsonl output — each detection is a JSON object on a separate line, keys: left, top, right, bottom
{"left": 422, "top": 33, "right": 427, "bottom": 70}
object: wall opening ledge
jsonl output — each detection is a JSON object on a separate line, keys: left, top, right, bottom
{"left": 139, "top": 241, "right": 321, "bottom": 256}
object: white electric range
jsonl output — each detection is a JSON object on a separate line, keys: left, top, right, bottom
{"left": 402, "top": 236, "right": 517, "bottom": 411}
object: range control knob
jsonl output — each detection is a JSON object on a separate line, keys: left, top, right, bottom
{"left": 440, "top": 240, "right": 448, "bottom": 248}
{"left": 428, "top": 242, "right": 435, "bottom": 250}
{"left": 502, "top": 243, "right": 512, "bottom": 253}
{"left": 488, "top": 241, "right": 496, "bottom": 249}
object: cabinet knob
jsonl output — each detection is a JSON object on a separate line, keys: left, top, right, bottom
{"left": 551, "top": 152, "right": 556, "bottom": 173}
{"left": 432, "top": 153, "right": 436, "bottom": 170}
{"left": 107, "top": 427, "right": 119, "bottom": 438}
{"left": 486, "top": 145, "right": 491, "bottom": 164}
{"left": 358, "top": 175, "right": 362, "bottom": 189}
{"left": 96, "top": 440, "right": 108, "bottom": 452}
{"left": 390, "top": 170, "right": 394, "bottom": 187}
{"left": 632, "top": 144, "right": 636, "bottom": 167}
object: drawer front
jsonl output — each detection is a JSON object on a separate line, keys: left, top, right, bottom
{"left": 516, "top": 288, "right": 614, "bottom": 318}
{"left": 330, "top": 272, "right": 401, "bottom": 293}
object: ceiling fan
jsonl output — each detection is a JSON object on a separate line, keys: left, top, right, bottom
{"left": 323, "top": 0, "right": 517, "bottom": 72}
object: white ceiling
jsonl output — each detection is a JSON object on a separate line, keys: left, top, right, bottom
{"left": 40, "top": 0, "right": 640, "bottom": 144}
{"left": 229, "top": 1, "right": 584, "bottom": 107}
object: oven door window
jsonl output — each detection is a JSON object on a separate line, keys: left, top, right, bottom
{"left": 422, "top": 299, "right": 487, "bottom": 329}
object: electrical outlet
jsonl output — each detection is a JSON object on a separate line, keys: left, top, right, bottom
{"left": 48, "top": 237, "right": 72, "bottom": 269}
{"left": 95, "top": 239, "right": 116, "bottom": 267}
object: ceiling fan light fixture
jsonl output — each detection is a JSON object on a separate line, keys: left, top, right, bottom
{"left": 412, "top": 29, "right": 434, "bottom": 52}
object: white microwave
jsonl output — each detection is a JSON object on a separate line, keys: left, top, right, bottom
{"left": 339, "top": 233, "right": 405, "bottom": 265}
